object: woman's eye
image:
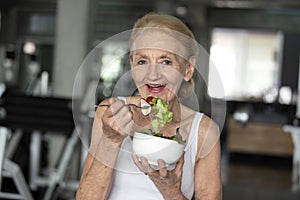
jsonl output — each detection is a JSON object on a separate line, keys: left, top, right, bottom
{"left": 161, "top": 60, "right": 172, "bottom": 65}
{"left": 137, "top": 60, "right": 147, "bottom": 65}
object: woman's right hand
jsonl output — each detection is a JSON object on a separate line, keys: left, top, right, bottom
{"left": 100, "top": 98, "right": 135, "bottom": 146}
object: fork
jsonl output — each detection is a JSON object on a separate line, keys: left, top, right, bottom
{"left": 94, "top": 104, "right": 149, "bottom": 109}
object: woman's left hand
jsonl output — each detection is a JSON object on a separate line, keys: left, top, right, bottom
{"left": 132, "top": 154, "right": 185, "bottom": 199}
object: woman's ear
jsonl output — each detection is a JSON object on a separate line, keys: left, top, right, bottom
{"left": 184, "top": 56, "right": 195, "bottom": 81}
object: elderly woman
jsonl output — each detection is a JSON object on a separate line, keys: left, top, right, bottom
{"left": 77, "top": 13, "right": 222, "bottom": 200}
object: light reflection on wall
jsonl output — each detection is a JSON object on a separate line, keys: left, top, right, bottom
{"left": 208, "top": 28, "right": 283, "bottom": 101}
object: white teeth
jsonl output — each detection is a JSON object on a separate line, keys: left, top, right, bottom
{"left": 148, "top": 84, "right": 165, "bottom": 88}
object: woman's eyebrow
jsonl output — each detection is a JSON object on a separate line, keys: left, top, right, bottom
{"left": 159, "top": 54, "right": 171, "bottom": 59}
{"left": 132, "top": 52, "right": 148, "bottom": 59}
{"left": 159, "top": 53, "right": 176, "bottom": 59}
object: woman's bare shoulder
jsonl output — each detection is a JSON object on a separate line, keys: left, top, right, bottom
{"left": 199, "top": 115, "right": 219, "bottom": 131}
{"left": 196, "top": 114, "right": 220, "bottom": 159}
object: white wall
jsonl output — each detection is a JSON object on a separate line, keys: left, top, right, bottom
{"left": 52, "top": 0, "right": 95, "bottom": 98}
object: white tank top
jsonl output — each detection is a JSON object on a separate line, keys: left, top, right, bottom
{"left": 108, "top": 97, "right": 203, "bottom": 200}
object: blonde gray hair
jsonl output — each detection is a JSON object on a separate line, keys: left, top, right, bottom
{"left": 131, "top": 13, "right": 197, "bottom": 98}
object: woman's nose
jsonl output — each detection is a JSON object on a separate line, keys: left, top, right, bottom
{"left": 147, "top": 64, "right": 161, "bottom": 80}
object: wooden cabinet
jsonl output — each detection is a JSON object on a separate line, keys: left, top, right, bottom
{"left": 227, "top": 117, "right": 293, "bottom": 156}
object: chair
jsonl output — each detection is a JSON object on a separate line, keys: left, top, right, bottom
{"left": 0, "top": 91, "right": 77, "bottom": 200}
{"left": 0, "top": 126, "right": 34, "bottom": 200}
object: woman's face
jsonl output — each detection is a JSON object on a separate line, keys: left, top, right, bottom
{"left": 130, "top": 30, "right": 194, "bottom": 103}
{"left": 131, "top": 48, "right": 193, "bottom": 103}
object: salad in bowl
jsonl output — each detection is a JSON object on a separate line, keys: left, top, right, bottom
{"left": 132, "top": 96, "right": 185, "bottom": 169}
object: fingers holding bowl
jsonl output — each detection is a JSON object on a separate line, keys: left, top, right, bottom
{"left": 132, "top": 154, "right": 181, "bottom": 176}
{"left": 157, "top": 159, "right": 168, "bottom": 177}
{"left": 156, "top": 155, "right": 184, "bottom": 180}
{"left": 174, "top": 153, "right": 184, "bottom": 172}
{"left": 132, "top": 154, "right": 154, "bottom": 174}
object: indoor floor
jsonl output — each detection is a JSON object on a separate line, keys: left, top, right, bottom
{"left": 221, "top": 151, "right": 300, "bottom": 200}
{"left": 1, "top": 143, "right": 300, "bottom": 200}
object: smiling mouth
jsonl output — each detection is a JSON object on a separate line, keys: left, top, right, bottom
{"left": 146, "top": 84, "right": 166, "bottom": 93}
{"left": 147, "top": 84, "right": 166, "bottom": 88}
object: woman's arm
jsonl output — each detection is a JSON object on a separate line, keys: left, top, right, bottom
{"left": 76, "top": 98, "right": 135, "bottom": 199}
{"left": 194, "top": 116, "right": 222, "bottom": 200}
{"left": 76, "top": 109, "right": 121, "bottom": 199}
{"left": 76, "top": 153, "right": 118, "bottom": 199}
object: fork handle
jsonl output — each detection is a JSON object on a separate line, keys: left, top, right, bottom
{"left": 95, "top": 104, "right": 144, "bottom": 108}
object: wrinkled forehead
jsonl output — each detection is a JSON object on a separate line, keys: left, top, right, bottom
{"left": 130, "top": 48, "right": 186, "bottom": 64}
{"left": 130, "top": 28, "right": 191, "bottom": 60}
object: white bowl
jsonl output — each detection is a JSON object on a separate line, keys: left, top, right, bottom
{"left": 132, "top": 132, "right": 185, "bottom": 169}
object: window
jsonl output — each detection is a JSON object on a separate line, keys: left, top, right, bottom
{"left": 208, "top": 28, "right": 283, "bottom": 101}
{"left": 29, "top": 14, "right": 55, "bottom": 34}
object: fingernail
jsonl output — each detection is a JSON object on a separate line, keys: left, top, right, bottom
{"left": 157, "top": 159, "right": 165, "bottom": 167}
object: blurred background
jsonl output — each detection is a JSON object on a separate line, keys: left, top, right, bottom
{"left": 0, "top": 0, "right": 300, "bottom": 199}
